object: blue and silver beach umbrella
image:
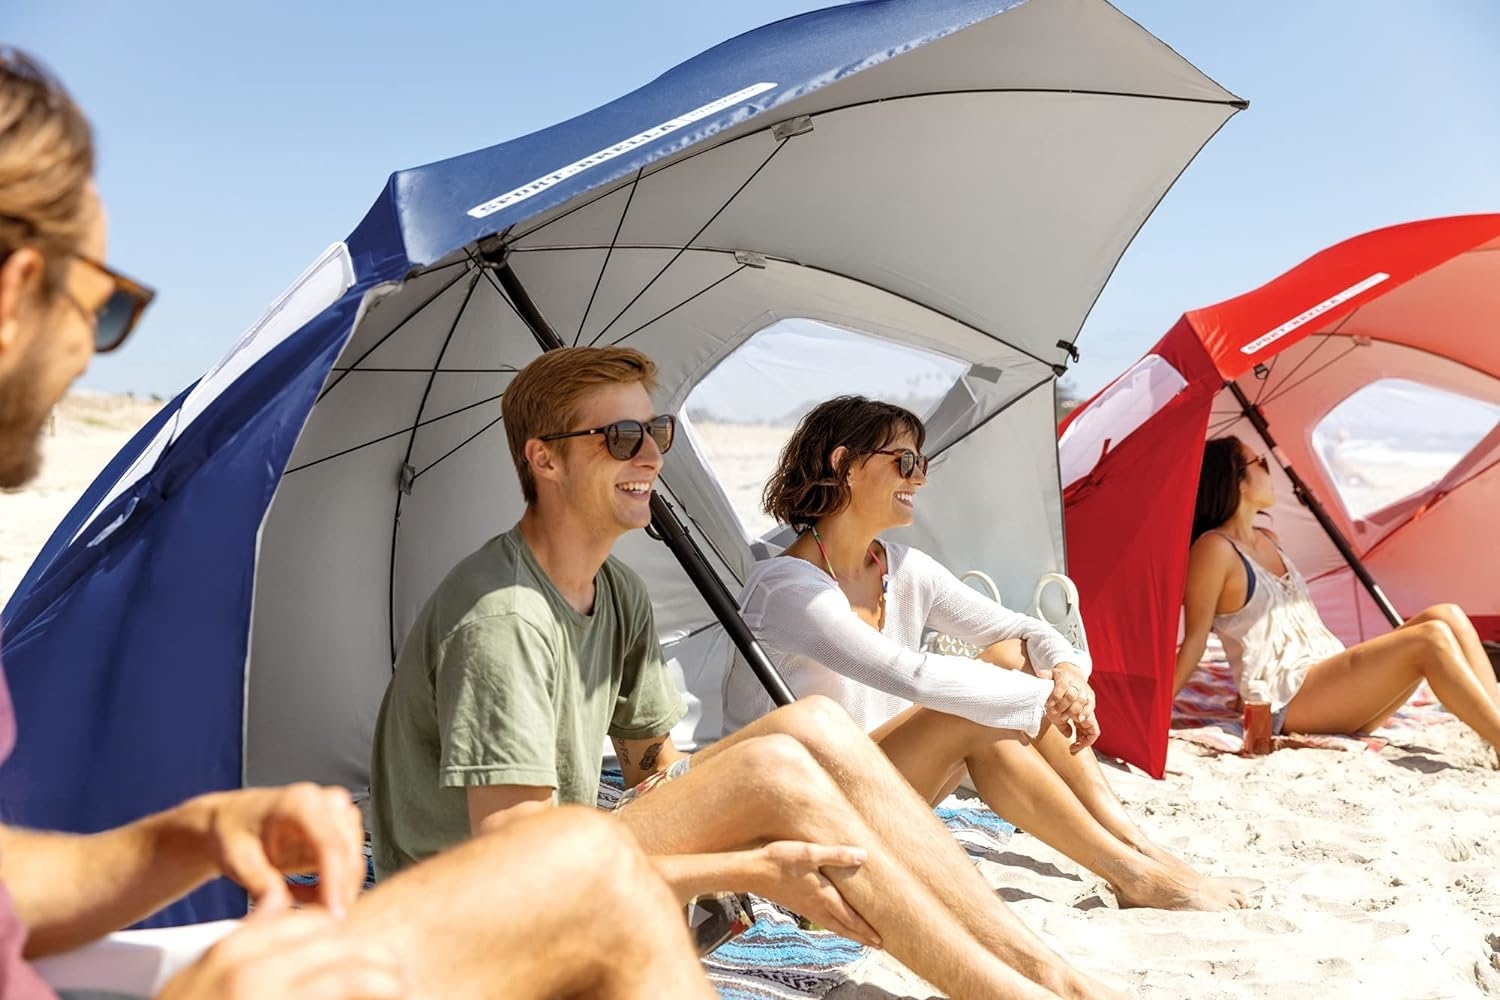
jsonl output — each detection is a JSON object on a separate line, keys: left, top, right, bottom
{"left": 1, "top": 0, "right": 1241, "bottom": 925}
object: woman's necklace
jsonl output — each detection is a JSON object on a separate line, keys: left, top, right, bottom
{"left": 808, "top": 524, "right": 888, "bottom": 593}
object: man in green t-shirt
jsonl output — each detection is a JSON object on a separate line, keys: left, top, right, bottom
{"left": 370, "top": 520, "right": 684, "bottom": 874}
{"left": 370, "top": 346, "right": 1120, "bottom": 1000}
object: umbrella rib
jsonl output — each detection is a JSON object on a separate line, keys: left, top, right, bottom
{"left": 575, "top": 168, "right": 643, "bottom": 346}
{"left": 412, "top": 257, "right": 476, "bottom": 274}
{"left": 1207, "top": 411, "right": 1245, "bottom": 438}
{"left": 316, "top": 265, "right": 472, "bottom": 404}
{"left": 397, "top": 272, "right": 484, "bottom": 472}
{"left": 1361, "top": 452, "right": 1500, "bottom": 554}
{"left": 411, "top": 414, "right": 506, "bottom": 483}
{"left": 387, "top": 272, "right": 484, "bottom": 661}
{"left": 792, "top": 261, "right": 1057, "bottom": 369}
{"left": 281, "top": 392, "right": 505, "bottom": 476}
{"left": 1254, "top": 305, "right": 1366, "bottom": 407}
{"left": 601, "top": 265, "right": 748, "bottom": 348}
{"left": 328, "top": 366, "right": 521, "bottom": 374}
{"left": 1256, "top": 333, "right": 1334, "bottom": 405}
{"left": 509, "top": 87, "right": 1246, "bottom": 246}
{"left": 1254, "top": 307, "right": 1362, "bottom": 404}
{"left": 1258, "top": 341, "right": 1363, "bottom": 406}
{"left": 521, "top": 245, "right": 1059, "bottom": 367}
{"left": 518, "top": 243, "right": 1052, "bottom": 367}
{"left": 590, "top": 140, "right": 787, "bottom": 344}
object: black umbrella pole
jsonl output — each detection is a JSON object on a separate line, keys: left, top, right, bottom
{"left": 648, "top": 493, "right": 795, "bottom": 706}
{"left": 1228, "top": 382, "right": 1402, "bottom": 628}
{"left": 491, "top": 254, "right": 795, "bottom": 706}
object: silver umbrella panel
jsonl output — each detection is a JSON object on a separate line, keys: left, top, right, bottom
{"left": 235, "top": 5, "right": 1243, "bottom": 792}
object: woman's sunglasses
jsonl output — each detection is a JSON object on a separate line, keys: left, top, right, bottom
{"left": 1247, "top": 453, "right": 1271, "bottom": 474}
{"left": 68, "top": 253, "right": 155, "bottom": 353}
{"left": 539, "top": 414, "right": 676, "bottom": 461}
{"left": 872, "top": 447, "right": 929, "bottom": 479}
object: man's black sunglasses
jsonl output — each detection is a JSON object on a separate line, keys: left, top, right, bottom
{"left": 539, "top": 414, "right": 676, "bottom": 461}
{"left": 873, "top": 447, "right": 929, "bottom": 478}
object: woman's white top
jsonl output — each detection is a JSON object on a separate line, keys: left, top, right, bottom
{"left": 722, "top": 540, "right": 1090, "bottom": 737}
{"left": 1208, "top": 531, "right": 1345, "bottom": 713}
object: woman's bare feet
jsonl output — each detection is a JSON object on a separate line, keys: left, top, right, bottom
{"left": 1128, "top": 836, "right": 1263, "bottom": 907}
{"left": 1105, "top": 858, "right": 1254, "bottom": 911}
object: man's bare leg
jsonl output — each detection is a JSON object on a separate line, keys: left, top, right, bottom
{"left": 618, "top": 732, "right": 1067, "bottom": 1000}
{"left": 347, "top": 807, "right": 713, "bottom": 1000}
{"left": 875, "top": 706, "right": 1247, "bottom": 910}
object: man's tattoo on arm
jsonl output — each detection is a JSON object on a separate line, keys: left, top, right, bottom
{"left": 615, "top": 743, "right": 631, "bottom": 768}
{"left": 639, "top": 741, "right": 664, "bottom": 772}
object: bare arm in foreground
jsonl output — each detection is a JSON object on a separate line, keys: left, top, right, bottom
{"left": 0, "top": 784, "right": 363, "bottom": 958}
{"left": 20, "top": 799, "right": 713, "bottom": 1000}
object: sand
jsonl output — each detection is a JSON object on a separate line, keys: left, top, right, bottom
{"left": 5, "top": 397, "right": 1499, "bottom": 999}
{"left": 837, "top": 724, "right": 1500, "bottom": 999}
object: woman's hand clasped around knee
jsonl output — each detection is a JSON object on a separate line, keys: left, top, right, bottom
{"left": 1044, "top": 663, "right": 1100, "bottom": 753}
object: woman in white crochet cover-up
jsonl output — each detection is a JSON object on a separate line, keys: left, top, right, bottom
{"left": 725, "top": 396, "right": 1258, "bottom": 911}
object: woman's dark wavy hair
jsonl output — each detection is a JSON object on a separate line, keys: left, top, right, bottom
{"left": 763, "top": 395, "right": 926, "bottom": 531}
{"left": 1192, "top": 436, "right": 1250, "bottom": 542}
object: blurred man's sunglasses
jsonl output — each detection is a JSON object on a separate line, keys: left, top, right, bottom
{"left": 0, "top": 237, "right": 154, "bottom": 353}
{"left": 66, "top": 253, "right": 155, "bottom": 353}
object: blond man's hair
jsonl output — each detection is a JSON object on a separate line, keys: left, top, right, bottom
{"left": 0, "top": 48, "right": 95, "bottom": 296}
{"left": 502, "top": 346, "right": 659, "bottom": 503}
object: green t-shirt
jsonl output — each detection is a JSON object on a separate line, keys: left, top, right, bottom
{"left": 368, "top": 526, "right": 686, "bottom": 878}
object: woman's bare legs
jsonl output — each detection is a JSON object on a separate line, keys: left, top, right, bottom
{"left": 1283, "top": 615, "right": 1500, "bottom": 751}
{"left": 967, "top": 641, "right": 1254, "bottom": 899}
{"left": 1402, "top": 604, "right": 1500, "bottom": 707}
{"left": 874, "top": 705, "right": 1247, "bottom": 910}
{"left": 347, "top": 807, "right": 713, "bottom": 1000}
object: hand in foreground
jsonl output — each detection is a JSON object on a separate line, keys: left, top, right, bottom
{"left": 202, "top": 784, "right": 366, "bottom": 918}
{"left": 1043, "top": 663, "right": 1099, "bottom": 754}
{"left": 156, "top": 907, "right": 404, "bottom": 1000}
{"left": 751, "top": 841, "right": 880, "bottom": 949}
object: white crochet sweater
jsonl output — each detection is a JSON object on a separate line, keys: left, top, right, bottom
{"left": 722, "top": 541, "right": 1090, "bottom": 737}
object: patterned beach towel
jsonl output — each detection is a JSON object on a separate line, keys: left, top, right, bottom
{"left": 601, "top": 767, "right": 1014, "bottom": 999}
{"left": 1172, "top": 644, "right": 1456, "bottom": 755}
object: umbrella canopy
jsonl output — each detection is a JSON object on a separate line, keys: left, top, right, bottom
{"left": 1060, "top": 214, "right": 1500, "bottom": 778}
{"left": 1, "top": 0, "right": 1241, "bottom": 925}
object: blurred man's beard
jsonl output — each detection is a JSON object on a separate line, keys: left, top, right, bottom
{"left": 0, "top": 353, "right": 50, "bottom": 490}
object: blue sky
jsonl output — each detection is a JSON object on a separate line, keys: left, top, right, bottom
{"left": 9, "top": 0, "right": 1498, "bottom": 399}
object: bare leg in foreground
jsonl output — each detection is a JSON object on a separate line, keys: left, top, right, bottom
{"left": 349, "top": 807, "right": 714, "bottom": 999}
